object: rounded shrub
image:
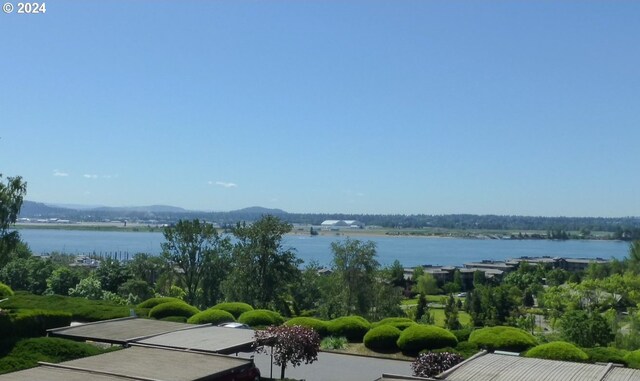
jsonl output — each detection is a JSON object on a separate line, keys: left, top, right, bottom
{"left": 327, "top": 316, "right": 371, "bottom": 342}
{"left": 12, "top": 309, "right": 72, "bottom": 337}
{"left": 148, "top": 302, "right": 199, "bottom": 320}
{"left": 525, "top": 342, "right": 588, "bottom": 362}
{"left": 397, "top": 325, "right": 458, "bottom": 354}
{"left": 238, "top": 309, "right": 284, "bottom": 327}
{"left": 583, "top": 347, "right": 628, "bottom": 366}
{"left": 0, "top": 282, "right": 14, "bottom": 298}
{"left": 364, "top": 324, "right": 402, "bottom": 352}
{"left": 137, "top": 297, "right": 183, "bottom": 309}
{"left": 211, "top": 302, "right": 254, "bottom": 319}
{"left": 624, "top": 349, "right": 640, "bottom": 369}
{"left": 284, "top": 317, "right": 329, "bottom": 336}
{"left": 469, "top": 326, "right": 537, "bottom": 352}
{"left": 371, "top": 317, "right": 416, "bottom": 331}
{"left": 188, "top": 309, "right": 236, "bottom": 325}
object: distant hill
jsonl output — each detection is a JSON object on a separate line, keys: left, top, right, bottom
{"left": 91, "top": 205, "right": 189, "bottom": 213}
{"left": 16, "top": 200, "right": 640, "bottom": 237}
{"left": 231, "top": 206, "right": 287, "bottom": 215}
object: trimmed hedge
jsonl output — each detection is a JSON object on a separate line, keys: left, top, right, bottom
{"left": 11, "top": 310, "right": 72, "bottom": 337}
{"left": 2, "top": 292, "right": 140, "bottom": 322}
{"left": 137, "top": 297, "right": 184, "bottom": 309}
{"left": 187, "top": 309, "right": 236, "bottom": 325}
{"left": 371, "top": 317, "right": 416, "bottom": 331}
{"left": 0, "top": 282, "right": 13, "bottom": 298}
{"left": 238, "top": 309, "right": 284, "bottom": 327}
{"left": 624, "top": 349, "right": 640, "bottom": 369}
{"left": 327, "top": 316, "right": 371, "bottom": 342}
{"left": 469, "top": 326, "right": 537, "bottom": 352}
{"left": 397, "top": 325, "right": 458, "bottom": 354}
{"left": 160, "top": 316, "right": 188, "bottom": 323}
{"left": 211, "top": 302, "right": 254, "bottom": 319}
{"left": 284, "top": 317, "right": 329, "bottom": 337}
{"left": 583, "top": 347, "right": 628, "bottom": 366}
{"left": 364, "top": 325, "right": 402, "bottom": 352}
{"left": 148, "top": 302, "right": 199, "bottom": 320}
{"left": 0, "top": 337, "right": 114, "bottom": 375}
{"left": 525, "top": 342, "right": 589, "bottom": 362}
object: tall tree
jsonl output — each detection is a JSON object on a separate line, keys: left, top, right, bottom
{"left": 0, "top": 174, "right": 27, "bottom": 268}
{"left": 161, "top": 219, "right": 231, "bottom": 306}
{"left": 444, "top": 294, "right": 461, "bottom": 330}
{"left": 224, "top": 215, "right": 301, "bottom": 308}
{"left": 331, "top": 239, "right": 379, "bottom": 316}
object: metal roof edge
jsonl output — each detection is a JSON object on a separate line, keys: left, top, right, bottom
{"left": 435, "top": 350, "right": 489, "bottom": 379}
{"left": 38, "top": 361, "right": 161, "bottom": 381}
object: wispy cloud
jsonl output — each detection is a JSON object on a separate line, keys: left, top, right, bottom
{"left": 53, "top": 169, "right": 69, "bottom": 177}
{"left": 210, "top": 181, "right": 238, "bottom": 188}
{"left": 83, "top": 174, "right": 98, "bottom": 179}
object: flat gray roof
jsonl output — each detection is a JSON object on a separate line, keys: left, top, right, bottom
{"left": 441, "top": 353, "right": 640, "bottom": 381}
{"left": 57, "top": 345, "right": 255, "bottom": 381}
{"left": 136, "top": 325, "right": 255, "bottom": 354}
{"left": 0, "top": 366, "right": 139, "bottom": 381}
{"left": 48, "top": 317, "right": 203, "bottom": 344}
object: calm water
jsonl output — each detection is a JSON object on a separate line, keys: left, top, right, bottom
{"left": 18, "top": 229, "right": 630, "bottom": 267}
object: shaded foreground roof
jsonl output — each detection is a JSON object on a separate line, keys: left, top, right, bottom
{"left": 439, "top": 353, "right": 640, "bottom": 381}
{"left": 0, "top": 346, "right": 256, "bottom": 381}
{"left": 48, "top": 317, "right": 201, "bottom": 344}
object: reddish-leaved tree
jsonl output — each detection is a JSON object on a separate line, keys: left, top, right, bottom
{"left": 254, "top": 325, "right": 320, "bottom": 379}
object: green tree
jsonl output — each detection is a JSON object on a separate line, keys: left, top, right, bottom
{"left": 162, "top": 219, "right": 231, "bottom": 306}
{"left": 559, "top": 310, "right": 614, "bottom": 348}
{"left": 415, "top": 273, "right": 440, "bottom": 296}
{"left": 290, "top": 261, "right": 323, "bottom": 314}
{"left": 330, "top": 239, "right": 379, "bottom": 316}
{"left": 224, "top": 215, "right": 300, "bottom": 309}
{"left": 388, "top": 259, "right": 406, "bottom": 289}
{"left": 96, "top": 258, "right": 131, "bottom": 293}
{"left": 46, "top": 267, "right": 81, "bottom": 295}
{"left": 473, "top": 270, "right": 487, "bottom": 288}
{"left": 69, "top": 275, "right": 104, "bottom": 300}
{"left": 415, "top": 293, "right": 427, "bottom": 321}
{"left": 444, "top": 294, "right": 461, "bottom": 330}
{"left": 0, "top": 174, "right": 27, "bottom": 268}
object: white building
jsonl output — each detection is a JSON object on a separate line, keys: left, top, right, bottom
{"left": 320, "top": 219, "right": 364, "bottom": 229}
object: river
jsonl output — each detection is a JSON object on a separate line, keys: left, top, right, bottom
{"left": 17, "top": 228, "right": 630, "bottom": 267}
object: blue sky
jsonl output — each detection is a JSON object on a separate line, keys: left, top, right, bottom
{"left": 1, "top": 1, "right": 639, "bottom": 217}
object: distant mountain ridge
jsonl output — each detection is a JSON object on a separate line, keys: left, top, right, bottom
{"left": 16, "top": 200, "right": 640, "bottom": 235}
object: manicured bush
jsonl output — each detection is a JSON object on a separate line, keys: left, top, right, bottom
{"left": 11, "top": 310, "right": 72, "bottom": 337}
{"left": 454, "top": 341, "right": 480, "bottom": 359}
{"left": 469, "top": 326, "right": 537, "bottom": 352}
{"left": 284, "top": 317, "right": 329, "bottom": 336}
{"left": 137, "top": 297, "right": 184, "bottom": 309}
{"left": 411, "top": 352, "right": 464, "bottom": 378}
{"left": 397, "top": 325, "right": 458, "bottom": 354}
{"left": 0, "top": 337, "right": 114, "bottom": 375}
{"left": 0, "top": 282, "right": 13, "bottom": 298}
{"left": 148, "top": 302, "right": 199, "bottom": 320}
{"left": 371, "top": 317, "right": 416, "bottom": 331}
{"left": 187, "top": 309, "right": 236, "bottom": 325}
{"left": 2, "top": 292, "right": 140, "bottom": 321}
{"left": 211, "top": 302, "right": 254, "bottom": 319}
{"left": 525, "top": 342, "right": 588, "bottom": 362}
{"left": 624, "top": 349, "right": 640, "bottom": 369}
{"left": 238, "top": 309, "right": 284, "bottom": 327}
{"left": 583, "top": 346, "right": 628, "bottom": 365}
{"left": 327, "top": 316, "right": 371, "bottom": 342}
{"left": 364, "top": 325, "right": 402, "bottom": 352}
{"left": 452, "top": 327, "right": 474, "bottom": 342}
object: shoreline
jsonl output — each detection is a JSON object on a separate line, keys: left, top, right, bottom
{"left": 15, "top": 223, "right": 619, "bottom": 242}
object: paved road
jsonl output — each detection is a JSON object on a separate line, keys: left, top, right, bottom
{"left": 240, "top": 351, "right": 413, "bottom": 381}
